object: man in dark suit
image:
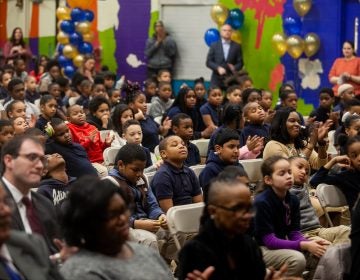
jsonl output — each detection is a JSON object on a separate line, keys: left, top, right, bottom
{"left": 0, "top": 181, "right": 63, "bottom": 280}
{"left": 206, "top": 24, "right": 244, "bottom": 89}
{"left": 0, "top": 135, "right": 61, "bottom": 254}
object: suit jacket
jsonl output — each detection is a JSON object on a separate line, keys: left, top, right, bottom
{"left": 1, "top": 180, "right": 61, "bottom": 254}
{"left": 0, "top": 230, "right": 63, "bottom": 280}
{"left": 206, "top": 40, "right": 243, "bottom": 88}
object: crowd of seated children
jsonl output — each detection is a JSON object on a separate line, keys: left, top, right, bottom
{"left": 125, "top": 81, "right": 171, "bottom": 152}
{"left": 66, "top": 104, "right": 113, "bottom": 176}
{"left": 166, "top": 86, "right": 211, "bottom": 139}
{"left": 241, "top": 88, "right": 262, "bottom": 106}
{"left": 108, "top": 144, "right": 178, "bottom": 263}
{"left": 223, "top": 84, "right": 242, "bottom": 106}
{"left": 171, "top": 113, "right": 200, "bottom": 166}
{"left": 111, "top": 104, "right": 134, "bottom": 147}
{"left": 200, "top": 128, "right": 243, "bottom": 197}
{"left": 86, "top": 96, "right": 112, "bottom": 130}
{"left": 151, "top": 135, "right": 203, "bottom": 213}
{"left": 149, "top": 81, "right": 173, "bottom": 119}
{"left": 45, "top": 118, "right": 97, "bottom": 178}
{"left": 48, "top": 82, "right": 67, "bottom": 120}
{"left": 39, "top": 59, "right": 61, "bottom": 93}
{"left": 75, "top": 79, "right": 93, "bottom": 113}
{"left": 336, "top": 114, "right": 360, "bottom": 154}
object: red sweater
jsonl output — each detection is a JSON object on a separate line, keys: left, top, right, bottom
{"left": 67, "top": 122, "right": 107, "bottom": 163}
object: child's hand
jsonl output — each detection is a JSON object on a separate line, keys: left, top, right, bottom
{"left": 305, "top": 116, "right": 316, "bottom": 127}
{"left": 135, "top": 219, "right": 161, "bottom": 232}
{"left": 201, "top": 126, "right": 215, "bottom": 139}
{"left": 264, "top": 109, "right": 276, "bottom": 124}
{"left": 154, "top": 159, "right": 164, "bottom": 170}
{"left": 300, "top": 240, "right": 327, "bottom": 258}
{"left": 162, "top": 117, "right": 172, "bottom": 131}
{"left": 105, "top": 131, "right": 114, "bottom": 145}
{"left": 135, "top": 110, "right": 145, "bottom": 120}
{"left": 246, "top": 135, "right": 262, "bottom": 151}
{"left": 28, "top": 114, "right": 36, "bottom": 128}
{"left": 318, "top": 119, "right": 333, "bottom": 142}
{"left": 158, "top": 214, "right": 168, "bottom": 229}
{"left": 100, "top": 114, "right": 110, "bottom": 128}
{"left": 88, "top": 130, "right": 97, "bottom": 142}
{"left": 329, "top": 111, "right": 340, "bottom": 124}
{"left": 252, "top": 137, "right": 264, "bottom": 154}
{"left": 328, "top": 155, "right": 351, "bottom": 169}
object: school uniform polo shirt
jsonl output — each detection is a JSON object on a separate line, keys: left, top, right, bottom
{"left": 151, "top": 162, "right": 202, "bottom": 206}
{"left": 140, "top": 116, "right": 160, "bottom": 152}
{"left": 185, "top": 142, "right": 201, "bottom": 167}
{"left": 200, "top": 102, "right": 220, "bottom": 126}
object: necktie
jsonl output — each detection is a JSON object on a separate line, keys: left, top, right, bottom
{"left": 0, "top": 258, "right": 22, "bottom": 280}
{"left": 21, "top": 197, "right": 43, "bottom": 235}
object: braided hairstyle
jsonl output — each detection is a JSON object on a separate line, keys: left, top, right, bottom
{"left": 123, "top": 80, "right": 144, "bottom": 105}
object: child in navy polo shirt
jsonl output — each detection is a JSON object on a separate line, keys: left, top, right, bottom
{"left": 240, "top": 102, "right": 268, "bottom": 153}
{"left": 125, "top": 81, "right": 171, "bottom": 152}
{"left": 45, "top": 118, "right": 97, "bottom": 178}
{"left": 108, "top": 144, "right": 178, "bottom": 262}
{"left": 199, "top": 128, "right": 243, "bottom": 199}
{"left": 171, "top": 113, "right": 200, "bottom": 167}
{"left": 200, "top": 86, "right": 223, "bottom": 130}
{"left": 151, "top": 135, "right": 203, "bottom": 213}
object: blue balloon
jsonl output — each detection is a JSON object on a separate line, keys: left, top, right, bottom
{"left": 58, "top": 55, "right": 72, "bottom": 68}
{"left": 71, "top": 8, "right": 85, "bottom": 22}
{"left": 78, "top": 42, "right": 93, "bottom": 54}
{"left": 283, "top": 17, "right": 302, "bottom": 36}
{"left": 57, "top": 44, "right": 64, "bottom": 55}
{"left": 69, "top": 32, "right": 83, "bottom": 46}
{"left": 227, "top": 8, "right": 244, "bottom": 29}
{"left": 204, "top": 28, "right": 220, "bottom": 47}
{"left": 60, "top": 20, "right": 75, "bottom": 34}
{"left": 63, "top": 65, "right": 75, "bottom": 78}
{"left": 84, "top": 10, "right": 95, "bottom": 22}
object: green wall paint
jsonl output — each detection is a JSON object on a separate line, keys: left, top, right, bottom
{"left": 99, "top": 28, "right": 117, "bottom": 72}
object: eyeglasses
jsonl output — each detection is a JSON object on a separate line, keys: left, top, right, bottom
{"left": 213, "top": 203, "right": 255, "bottom": 215}
{"left": 17, "top": 153, "right": 48, "bottom": 167}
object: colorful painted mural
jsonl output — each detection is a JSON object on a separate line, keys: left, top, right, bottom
{"left": 0, "top": 0, "right": 357, "bottom": 114}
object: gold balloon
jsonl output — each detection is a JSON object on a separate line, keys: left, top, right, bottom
{"left": 76, "top": 21, "right": 91, "bottom": 34}
{"left": 210, "top": 4, "right": 229, "bottom": 25}
{"left": 231, "top": 30, "right": 242, "bottom": 44}
{"left": 63, "top": 44, "right": 78, "bottom": 59}
{"left": 293, "top": 0, "right": 312, "bottom": 17}
{"left": 73, "top": 54, "right": 85, "bottom": 67}
{"left": 286, "top": 35, "right": 304, "bottom": 59}
{"left": 304, "top": 32, "right": 320, "bottom": 57}
{"left": 57, "top": 20, "right": 63, "bottom": 30}
{"left": 271, "top": 33, "right": 287, "bottom": 57}
{"left": 56, "top": 6, "right": 71, "bottom": 20}
{"left": 57, "top": 31, "right": 69, "bottom": 45}
{"left": 82, "top": 31, "right": 94, "bottom": 42}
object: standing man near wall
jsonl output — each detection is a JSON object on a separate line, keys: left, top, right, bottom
{"left": 145, "top": 20, "right": 178, "bottom": 78}
{"left": 206, "top": 24, "right": 243, "bottom": 89}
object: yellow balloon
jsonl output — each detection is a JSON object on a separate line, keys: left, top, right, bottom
{"left": 271, "top": 33, "right": 287, "bottom": 57}
{"left": 82, "top": 31, "right": 94, "bottom": 42}
{"left": 293, "top": 0, "right": 312, "bottom": 17}
{"left": 63, "top": 44, "right": 78, "bottom": 59}
{"left": 57, "top": 31, "right": 69, "bottom": 45}
{"left": 76, "top": 21, "right": 91, "bottom": 34}
{"left": 304, "top": 32, "right": 320, "bottom": 57}
{"left": 210, "top": 4, "right": 229, "bottom": 26}
{"left": 56, "top": 6, "right": 71, "bottom": 20}
{"left": 67, "top": 0, "right": 94, "bottom": 9}
{"left": 73, "top": 54, "right": 85, "bottom": 67}
{"left": 231, "top": 30, "right": 242, "bottom": 44}
{"left": 57, "top": 20, "right": 63, "bottom": 30}
{"left": 286, "top": 35, "right": 304, "bottom": 59}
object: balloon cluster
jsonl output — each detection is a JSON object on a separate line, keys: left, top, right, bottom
{"left": 56, "top": 5, "right": 95, "bottom": 78}
{"left": 204, "top": 4, "right": 244, "bottom": 47}
{"left": 271, "top": 0, "right": 319, "bottom": 59}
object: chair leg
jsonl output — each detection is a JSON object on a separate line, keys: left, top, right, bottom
{"left": 323, "top": 207, "right": 334, "bottom": 227}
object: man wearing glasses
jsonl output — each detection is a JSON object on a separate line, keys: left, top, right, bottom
{"left": 0, "top": 135, "right": 61, "bottom": 254}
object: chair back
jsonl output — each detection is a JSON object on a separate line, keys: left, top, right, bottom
{"left": 239, "top": 159, "right": 264, "bottom": 183}
{"left": 103, "top": 147, "right": 120, "bottom": 166}
{"left": 190, "top": 164, "right": 205, "bottom": 178}
{"left": 190, "top": 139, "right": 209, "bottom": 157}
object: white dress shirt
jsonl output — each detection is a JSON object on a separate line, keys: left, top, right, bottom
{"left": 2, "top": 177, "right": 32, "bottom": 234}
{"left": 222, "top": 39, "right": 231, "bottom": 61}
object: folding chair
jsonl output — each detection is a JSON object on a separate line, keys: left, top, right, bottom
{"left": 144, "top": 171, "right": 156, "bottom": 186}
{"left": 154, "top": 116, "right": 162, "bottom": 125}
{"left": 316, "top": 184, "right": 348, "bottom": 227}
{"left": 190, "top": 139, "right": 210, "bottom": 158}
{"left": 154, "top": 145, "right": 160, "bottom": 159}
{"left": 327, "top": 130, "right": 338, "bottom": 157}
{"left": 103, "top": 147, "right": 120, "bottom": 167}
{"left": 166, "top": 202, "right": 205, "bottom": 250}
{"left": 190, "top": 164, "right": 205, "bottom": 178}
{"left": 239, "top": 159, "right": 263, "bottom": 183}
